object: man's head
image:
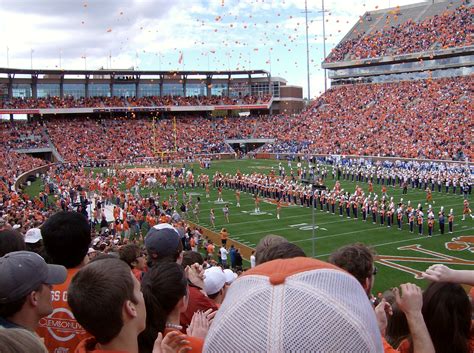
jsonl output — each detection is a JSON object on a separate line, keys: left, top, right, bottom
{"left": 0, "top": 229, "right": 26, "bottom": 257}
{"left": 204, "top": 266, "right": 227, "bottom": 304}
{"left": 0, "top": 251, "right": 66, "bottom": 328}
{"left": 181, "top": 250, "right": 204, "bottom": 268}
{"left": 24, "top": 228, "right": 42, "bottom": 245}
{"left": 119, "top": 244, "right": 146, "bottom": 271}
{"left": 41, "top": 211, "right": 91, "bottom": 268}
{"left": 256, "top": 241, "right": 306, "bottom": 265}
{"left": 145, "top": 223, "right": 183, "bottom": 265}
{"left": 328, "top": 243, "right": 376, "bottom": 295}
{"left": 68, "top": 257, "right": 145, "bottom": 345}
{"left": 254, "top": 234, "right": 288, "bottom": 265}
{"left": 203, "top": 258, "right": 382, "bottom": 352}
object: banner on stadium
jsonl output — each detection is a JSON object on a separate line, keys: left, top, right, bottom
{"left": 0, "top": 103, "right": 271, "bottom": 115}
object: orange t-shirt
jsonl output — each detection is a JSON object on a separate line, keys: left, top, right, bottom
{"left": 207, "top": 244, "right": 215, "bottom": 255}
{"left": 37, "top": 267, "right": 91, "bottom": 353}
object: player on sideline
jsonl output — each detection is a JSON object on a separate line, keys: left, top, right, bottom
{"left": 462, "top": 200, "right": 474, "bottom": 220}
{"left": 210, "top": 208, "right": 216, "bottom": 228}
{"left": 235, "top": 189, "right": 241, "bottom": 207}
{"left": 223, "top": 204, "right": 230, "bottom": 223}
{"left": 276, "top": 198, "right": 282, "bottom": 220}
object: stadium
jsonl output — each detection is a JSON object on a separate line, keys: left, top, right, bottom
{"left": 0, "top": 0, "right": 473, "bottom": 352}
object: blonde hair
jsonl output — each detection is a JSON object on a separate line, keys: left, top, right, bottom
{"left": 0, "top": 328, "right": 48, "bottom": 353}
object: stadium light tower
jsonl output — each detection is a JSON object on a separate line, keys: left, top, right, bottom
{"left": 303, "top": 0, "right": 311, "bottom": 100}
{"left": 310, "top": 1, "right": 329, "bottom": 93}
{"left": 321, "top": 0, "right": 328, "bottom": 93}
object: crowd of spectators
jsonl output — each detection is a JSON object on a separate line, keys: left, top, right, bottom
{"left": 0, "top": 208, "right": 472, "bottom": 352}
{"left": 325, "top": 3, "right": 473, "bottom": 62}
{"left": 260, "top": 75, "right": 473, "bottom": 160}
{"left": 0, "top": 75, "right": 471, "bottom": 172}
{"left": 0, "top": 121, "right": 49, "bottom": 150}
{"left": 44, "top": 116, "right": 233, "bottom": 163}
{"left": 0, "top": 94, "right": 271, "bottom": 109}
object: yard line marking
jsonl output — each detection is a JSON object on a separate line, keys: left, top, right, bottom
{"left": 228, "top": 217, "right": 361, "bottom": 237}
{"left": 311, "top": 229, "right": 471, "bottom": 258}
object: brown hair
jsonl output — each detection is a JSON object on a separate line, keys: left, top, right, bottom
{"left": 0, "top": 328, "right": 47, "bottom": 353}
{"left": 255, "top": 234, "right": 288, "bottom": 265}
{"left": 328, "top": 243, "right": 375, "bottom": 286}
{"left": 119, "top": 244, "right": 141, "bottom": 268}
{"left": 256, "top": 242, "right": 306, "bottom": 265}
{"left": 417, "top": 282, "right": 471, "bottom": 353}
{"left": 68, "top": 258, "right": 138, "bottom": 344}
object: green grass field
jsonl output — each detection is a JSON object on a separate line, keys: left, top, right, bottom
{"left": 26, "top": 158, "right": 474, "bottom": 293}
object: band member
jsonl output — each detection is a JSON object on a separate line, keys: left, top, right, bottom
{"left": 438, "top": 206, "right": 445, "bottom": 234}
{"left": 397, "top": 206, "right": 403, "bottom": 230}
{"left": 417, "top": 211, "right": 424, "bottom": 235}
{"left": 409, "top": 211, "right": 415, "bottom": 233}
{"left": 427, "top": 216, "right": 434, "bottom": 237}
{"left": 448, "top": 209, "right": 454, "bottom": 233}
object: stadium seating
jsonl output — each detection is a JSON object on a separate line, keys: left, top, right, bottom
{"left": 1, "top": 74, "right": 471, "bottom": 167}
{"left": 260, "top": 75, "right": 473, "bottom": 161}
{"left": 0, "top": 121, "right": 49, "bottom": 150}
{"left": 0, "top": 94, "right": 272, "bottom": 109}
{"left": 325, "top": 3, "right": 473, "bottom": 62}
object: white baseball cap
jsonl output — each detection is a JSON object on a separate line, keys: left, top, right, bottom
{"left": 204, "top": 266, "right": 227, "bottom": 296}
{"left": 24, "top": 228, "right": 42, "bottom": 244}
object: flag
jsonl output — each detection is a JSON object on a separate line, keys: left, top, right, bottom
{"left": 178, "top": 52, "right": 183, "bottom": 64}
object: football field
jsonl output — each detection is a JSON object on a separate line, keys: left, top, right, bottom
{"left": 157, "top": 159, "right": 474, "bottom": 293}
{"left": 26, "top": 158, "right": 474, "bottom": 293}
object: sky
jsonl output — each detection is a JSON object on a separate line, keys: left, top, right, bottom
{"left": 0, "top": 0, "right": 427, "bottom": 98}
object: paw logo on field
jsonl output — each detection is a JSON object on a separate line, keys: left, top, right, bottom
{"left": 445, "top": 235, "right": 474, "bottom": 253}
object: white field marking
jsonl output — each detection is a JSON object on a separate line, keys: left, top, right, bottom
{"left": 292, "top": 226, "right": 388, "bottom": 243}
{"left": 217, "top": 213, "right": 354, "bottom": 227}
{"left": 311, "top": 229, "right": 470, "bottom": 258}
{"left": 293, "top": 220, "right": 473, "bottom": 244}
{"left": 237, "top": 224, "right": 331, "bottom": 237}
{"left": 201, "top": 218, "right": 345, "bottom": 238}
{"left": 289, "top": 223, "right": 328, "bottom": 231}
{"left": 397, "top": 244, "right": 473, "bottom": 261}
{"left": 375, "top": 259, "right": 424, "bottom": 278}
{"left": 240, "top": 210, "right": 273, "bottom": 216}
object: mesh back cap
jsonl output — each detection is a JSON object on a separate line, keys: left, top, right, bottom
{"left": 204, "top": 257, "right": 383, "bottom": 353}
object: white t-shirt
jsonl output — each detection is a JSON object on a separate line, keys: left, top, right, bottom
{"left": 220, "top": 247, "right": 228, "bottom": 260}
